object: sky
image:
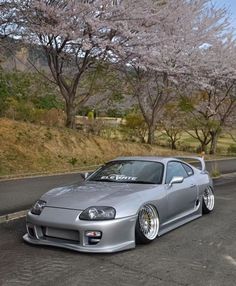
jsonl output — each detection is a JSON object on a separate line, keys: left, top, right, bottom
{"left": 214, "top": 0, "right": 236, "bottom": 29}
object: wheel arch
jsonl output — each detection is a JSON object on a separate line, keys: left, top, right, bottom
{"left": 136, "top": 202, "right": 160, "bottom": 220}
{"left": 135, "top": 202, "right": 160, "bottom": 244}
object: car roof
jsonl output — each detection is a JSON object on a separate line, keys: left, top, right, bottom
{"left": 111, "top": 156, "right": 179, "bottom": 164}
{"left": 111, "top": 156, "right": 204, "bottom": 172}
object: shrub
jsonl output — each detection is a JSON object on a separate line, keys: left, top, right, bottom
{"left": 123, "top": 112, "right": 147, "bottom": 143}
{"left": 211, "top": 168, "right": 221, "bottom": 178}
{"left": 178, "top": 143, "right": 196, "bottom": 153}
{"left": 5, "top": 98, "right": 36, "bottom": 122}
{"left": 227, "top": 144, "right": 236, "bottom": 155}
{"left": 44, "top": 129, "right": 53, "bottom": 141}
{"left": 38, "top": 108, "right": 65, "bottom": 127}
{"left": 68, "top": 157, "right": 78, "bottom": 166}
{"left": 33, "top": 94, "right": 63, "bottom": 110}
{"left": 0, "top": 70, "right": 9, "bottom": 116}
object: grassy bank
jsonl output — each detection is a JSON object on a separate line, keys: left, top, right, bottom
{"left": 0, "top": 118, "right": 197, "bottom": 177}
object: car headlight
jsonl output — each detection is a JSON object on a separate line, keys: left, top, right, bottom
{"left": 79, "top": 206, "right": 116, "bottom": 221}
{"left": 31, "top": 200, "right": 46, "bottom": 215}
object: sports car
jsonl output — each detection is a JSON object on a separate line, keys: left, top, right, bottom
{"left": 23, "top": 156, "right": 215, "bottom": 253}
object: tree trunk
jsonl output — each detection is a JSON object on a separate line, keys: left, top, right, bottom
{"left": 209, "top": 130, "right": 220, "bottom": 155}
{"left": 140, "top": 136, "right": 146, "bottom": 143}
{"left": 200, "top": 142, "right": 208, "bottom": 153}
{"left": 65, "top": 100, "right": 76, "bottom": 129}
{"left": 171, "top": 140, "right": 177, "bottom": 150}
{"left": 147, "top": 124, "right": 155, "bottom": 145}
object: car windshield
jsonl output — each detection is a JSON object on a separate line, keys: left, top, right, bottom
{"left": 88, "top": 160, "right": 164, "bottom": 184}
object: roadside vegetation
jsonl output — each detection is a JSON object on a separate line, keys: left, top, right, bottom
{"left": 0, "top": 118, "right": 194, "bottom": 177}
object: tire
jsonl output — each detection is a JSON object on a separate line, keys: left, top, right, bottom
{"left": 202, "top": 186, "right": 215, "bottom": 214}
{"left": 135, "top": 204, "right": 159, "bottom": 244}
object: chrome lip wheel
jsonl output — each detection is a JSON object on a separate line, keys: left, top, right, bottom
{"left": 203, "top": 187, "right": 215, "bottom": 211}
{"left": 138, "top": 205, "right": 159, "bottom": 240}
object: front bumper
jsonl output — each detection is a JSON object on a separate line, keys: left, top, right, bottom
{"left": 23, "top": 207, "right": 137, "bottom": 253}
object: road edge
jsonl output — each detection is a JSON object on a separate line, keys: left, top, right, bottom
{"left": 0, "top": 167, "right": 99, "bottom": 182}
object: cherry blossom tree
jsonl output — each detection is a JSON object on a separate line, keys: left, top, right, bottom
{"left": 5, "top": 0, "right": 162, "bottom": 128}
{"left": 181, "top": 36, "right": 236, "bottom": 154}
{"left": 123, "top": 68, "right": 172, "bottom": 144}
{"left": 179, "top": 92, "right": 217, "bottom": 152}
{"left": 160, "top": 102, "right": 184, "bottom": 150}
{"left": 118, "top": 0, "right": 231, "bottom": 144}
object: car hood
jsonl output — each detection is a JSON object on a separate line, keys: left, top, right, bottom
{"left": 41, "top": 181, "right": 162, "bottom": 213}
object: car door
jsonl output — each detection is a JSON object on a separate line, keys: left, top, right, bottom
{"left": 165, "top": 161, "right": 198, "bottom": 220}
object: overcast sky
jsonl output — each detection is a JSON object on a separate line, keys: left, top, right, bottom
{"left": 214, "top": 0, "right": 236, "bottom": 28}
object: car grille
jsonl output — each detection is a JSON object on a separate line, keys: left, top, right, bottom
{"left": 42, "top": 227, "right": 80, "bottom": 244}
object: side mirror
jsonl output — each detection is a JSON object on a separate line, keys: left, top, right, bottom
{"left": 81, "top": 172, "right": 91, "bottom": 180}
{"left": 168, "top": 176, "right": 184, "bottom": 188}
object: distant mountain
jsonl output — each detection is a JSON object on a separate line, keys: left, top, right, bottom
{"left": 0, "top": 37, "right": 48, "bottom": 71}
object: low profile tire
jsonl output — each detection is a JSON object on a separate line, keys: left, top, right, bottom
{"left": 202, "top": 186, "right": 215, "bottom": 214}
{"left": 135, "top": 204, "right": 159, "bottom": 244}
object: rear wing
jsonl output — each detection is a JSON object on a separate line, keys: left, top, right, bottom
{"left": 174, "top": 156, "right": 206, "bottom": 172}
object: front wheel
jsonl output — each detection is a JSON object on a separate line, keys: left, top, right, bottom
{"left": 135, "top": 204, "right": 159, "bottom": 244}
{"left": 202, "top": 186, "right": 215, "bottom": 214}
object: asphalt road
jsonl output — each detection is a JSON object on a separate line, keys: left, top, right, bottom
{"left": 0, "top": 173, "right": 83, "bottom": 216}
{"left": 0, "top": 175, "right": 236, "bottom": 286}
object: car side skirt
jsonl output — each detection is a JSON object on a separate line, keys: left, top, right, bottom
{"left": 158, "top": 200, "right": 202, "bottom": 236}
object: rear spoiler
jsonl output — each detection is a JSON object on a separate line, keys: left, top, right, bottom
{"left": 174, "top": 156, "right": 206, "bottom": 172}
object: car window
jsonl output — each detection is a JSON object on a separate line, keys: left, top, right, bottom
{"left": 182, "top": 163, "right": 194, "bottom": 176}
{"left": 88, "top": 160, "right": 164, "bottom": 184}
{"left": 165, "top": 161, "right": 188, "bottom": 184}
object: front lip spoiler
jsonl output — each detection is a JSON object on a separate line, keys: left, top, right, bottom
{"left": 23, "top": 233, "right": 135, "bottom": 253}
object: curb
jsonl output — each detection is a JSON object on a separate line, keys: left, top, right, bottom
{"left": 214, "top": 172, "right": 236, "bottom": 179}
{"left": 0, "top": 210, "right": 28, "bottom": 224}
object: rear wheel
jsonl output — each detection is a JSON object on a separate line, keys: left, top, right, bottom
{"left": 135, "top": 204, "right": 159, "bottom": 244}
{"left": 202, "top": 186, "right": 215, "bottom": 214}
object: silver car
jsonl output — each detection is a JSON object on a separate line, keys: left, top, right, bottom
{"left": 23, "top": 156, "right": 215, "bottom": 253}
